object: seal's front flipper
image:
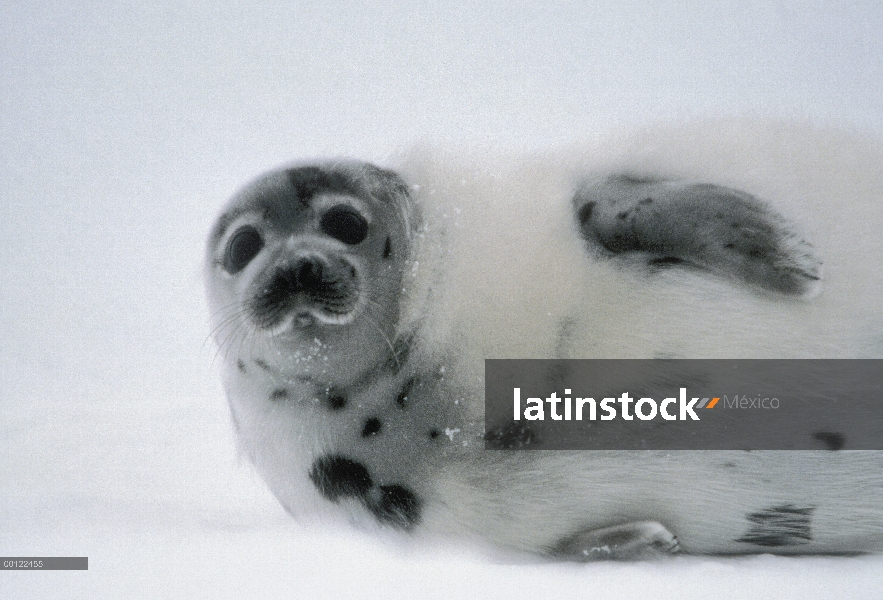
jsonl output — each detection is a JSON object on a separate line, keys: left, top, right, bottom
{"left": 574, "top": 176, "right": 822, "bottom": 296}
{"left": 549, "top": 521, "right": 680, "bottom": 561}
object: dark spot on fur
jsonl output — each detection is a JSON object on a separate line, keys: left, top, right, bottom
{"left": 370, "top": 485, "right": 421, "bottom": 529}
{"left": 429, "top": 429, "right": 440, "bottom": 439}
{"left": 270, "top": 389, "right": 289, "bottom": 401}
{"left": 617, "top": 210, "right": 629, "bottom": 219}
{"left": 747, "top": 246, "right": 766, "bottom": 259}
{"left": 396, "top": 378, "right": 415, "bottom": 409}
{"left": 736, "top": 504, "right": 814, "bottom": 547}
{"left": 286, "top": 166, "right": 362, "bottom": 208}
{"left": 309, "top": 455, "right": 373, "bottom": 501}
{"left": 648, "top": 256, "right": 684, "bottom": 267}
{"left": 383, "top": 236, "right": 392, "bottom": 259}
{"left": 362, "top": 417, "right": 382, "bottom": 437}
{"left": 813, "top": 431, "right": 846, "bottom": 451}
{"left": 639, "top": 197, "right": 653, "bottom": 205}
{"left": 326, "top": 388, "right": 347, "bottom": 410}
{"left": 577, "top": 202, "right": 595, "bottom": 225}
{"left": 485, "top": 420, "right": 536, "bottom": 449}
{"left": 254, "top": 358, "right": 272, "bottom": 372}
{"left": 283, "top": 164, "right": 410, "bottom": 215}
{"left": 614, "top": 174, "right": 660, "bottom": 185}
{"left": 237, "top": 360, "right": 247, "bottom": 373}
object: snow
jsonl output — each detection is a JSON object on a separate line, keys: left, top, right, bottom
{"left": 2, "top": 1, "right": 882, "bottom": 598}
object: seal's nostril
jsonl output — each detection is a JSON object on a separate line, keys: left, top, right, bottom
{"left": 295, "top": 258, "right": 324, "bottom": 288}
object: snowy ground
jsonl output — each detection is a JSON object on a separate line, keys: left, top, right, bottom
{"left": 3, "top": 2, "right": 883, "bottom": 598}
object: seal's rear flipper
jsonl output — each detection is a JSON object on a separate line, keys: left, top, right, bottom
{"left": 574, "top": 176, "right": 822, "bottom": 296}
{"left": 549, "top": 521, "right": 680, "bottom": 561}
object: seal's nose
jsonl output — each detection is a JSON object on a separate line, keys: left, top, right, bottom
{"left": 250, "top": 252, "right": 361, "bottom": 329}
{"left": 292, "top": 257, "right": 324, "bottom": 291}
{"left": 267, "top": 257, "right": 327, "bottom": 296}
{"left": 250, "top": 257, "right": 330, "bottom": 328}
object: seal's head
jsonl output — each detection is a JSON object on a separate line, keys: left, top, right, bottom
{"left": 206, "top": 162, "right": 414, "bottom": 387}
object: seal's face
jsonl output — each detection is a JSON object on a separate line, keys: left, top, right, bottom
{"left": 206, "top": 164, "right": 413, "bottom": 386}
{"left": 230, "top": 192, "right": 372, "bottom": 331}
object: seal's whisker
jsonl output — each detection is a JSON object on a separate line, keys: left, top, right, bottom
{"left": 203, "top": 300, "right": 248, "bottom": 348}
{"left": 209, "top": 306, "right": 248, "bottom": 345}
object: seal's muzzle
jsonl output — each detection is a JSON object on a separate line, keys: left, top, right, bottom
{"left": 250, "top": 253, "right": 360, "bottom": 330}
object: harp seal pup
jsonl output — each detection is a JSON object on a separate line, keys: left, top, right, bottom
{"left": 205, "top": 122, "right": 883, "bottom": 560}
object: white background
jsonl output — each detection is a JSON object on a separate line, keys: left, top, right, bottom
{"left": 2, "top": 1, "right": 882, "bottom": 598}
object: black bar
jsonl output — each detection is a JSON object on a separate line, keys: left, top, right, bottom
{"left": 1, "top": 557, "right": 88, "bottom": 570}
{"left": 485, "top": 359, "right": 883, "bottom": 450}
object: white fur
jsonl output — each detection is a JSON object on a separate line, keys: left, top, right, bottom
{"left": 208, "top": 121, "right": 883, "bottom": 557}
{"left": 399, "top": 122, "right": 883, "bottom": 553}
{"left": 401, "top": 123, "right": 883, "bottom": 366}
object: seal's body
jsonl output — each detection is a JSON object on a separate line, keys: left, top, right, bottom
{"left": 205, "top": 123, "right": 883, "bottom": 559}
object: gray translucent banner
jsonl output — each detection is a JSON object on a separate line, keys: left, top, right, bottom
{"left": 1, "top": 557, "right": 88, "bottom": 570}
{"left": 484, "top": 360, "right": 883, "bottom": 450}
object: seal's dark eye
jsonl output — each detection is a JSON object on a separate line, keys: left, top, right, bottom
{"left": 321, "top": 205, "right": 368, "bottom": 245}
{"left": 224, "top": 226, "right": 263, "bottom": 274}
